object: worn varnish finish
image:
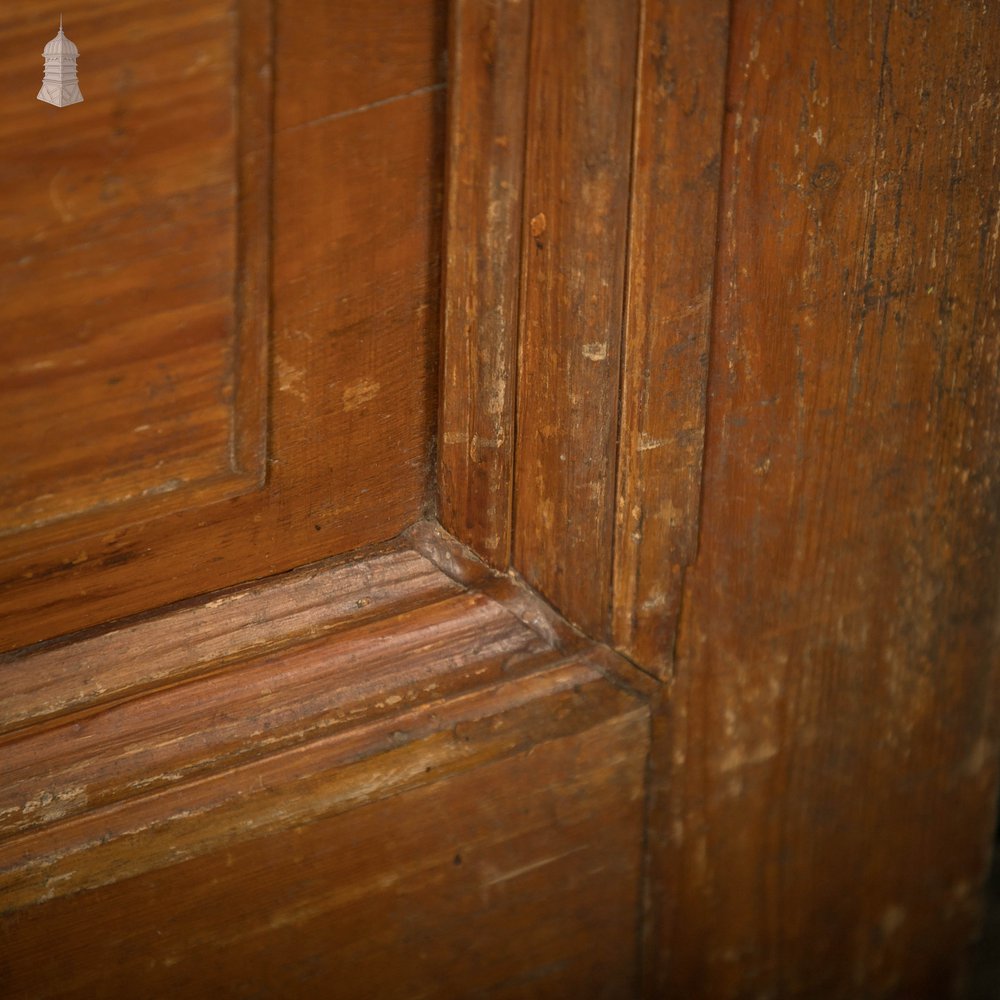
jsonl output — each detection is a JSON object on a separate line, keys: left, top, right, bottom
{"left": 611, "top": 0, "right": 728, "bottom": 675}
{"left": 406, "top": 518, "right": 659, "bottom": 701}
{"left": 0, "top": 591, "right": 561, "bottom": 841}
{"left": 438, "top": 0, "right": 531, "bottom": 568}
{"left": 3, "top": 1, "right": 1000, "bottom": 995}
{"left": 0, "top": 526, "right": 650, "bottom": 998}
{"left": 0, "top": 539, "right": 458, "bottom": 734}
{"left": 2, "top": 707, "right": 646, "bottom": 999}
{"left": 436, "top": 0, "right": 725, "bottom": 674}
{"left": 654, "top": 2, "right": 1000, "bottom": 996}
{"left": 0, "top": 1, "right": 446, "bottom": 651}
{"left": 433, "top": 6, "right": 1000, "bottom": 990}
{"left": 513, "top": 0, "right": 639, "bottom": 638}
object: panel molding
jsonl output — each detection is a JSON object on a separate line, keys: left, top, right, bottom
{"left": 438, "top": 0, "right": 723, "bottom": 671}
{"left": 512, "top": 0, "right": 640, "bottom": 639}
{"left": 0, "top": 0, "right": 441, "bottom": 653}
{"left": 437, "top": 0, "right": 531, "bottom": 568}
{"left": 611, "top": 0, "right": 728, "bottom": 676}
{"left": 0, "top": 520, "right": 650, "bottom": 998}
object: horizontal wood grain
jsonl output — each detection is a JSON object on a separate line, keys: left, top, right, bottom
{"left": 1, "top": 700, "right": 646, "bottom": 1000}
{"left": 0, "top": 591, "right": 567, "bottom": 839}
{"left": 0, "top": 540, "right": 456, "bottom": 734}
{"left": 0, "top": 522, "right": 650, "bottom": 998}
{"left": 0, "top": 1, "right": 264, "bottom": 541}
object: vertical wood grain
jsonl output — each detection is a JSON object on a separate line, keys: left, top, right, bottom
{"left": 512, "top": 0, "right": 639, "bottom": 637}
{"left": 653, "top": 2, "right": 1000, "bottom": 995}
{"left": 438, "top": 0, "right": 531, "bottom": 567}
{"left": 612, "top": 0, "right": 728, "bottom": 676}
{"left": 231, "top": 0, "right": 273, "bottom": 479}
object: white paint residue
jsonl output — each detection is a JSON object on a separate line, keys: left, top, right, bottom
{"left": 637, "top": 432, "right": 668, "bottom": 452}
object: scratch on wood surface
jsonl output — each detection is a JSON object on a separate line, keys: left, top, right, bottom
{"left": 276, "top": 83, "right": 446, "bottom": 135}
{"left": 483, "top": 846, "right": 586, "bottom": 887}
{"left": 47, "top": 167, "right": 74, "bottom": 222}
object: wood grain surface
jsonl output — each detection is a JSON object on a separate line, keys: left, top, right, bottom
{"left": 2, "top": 701, "right": 647, "bottom": 999}
{"left": 0, "top": 0, "right": 446, "bottom": 652}
{"left": 0, "top": 539, "right": 457, "bottom": 734}
{"left": 513, "top": 0, "right": 639, "bottom": 638}
{"left": 652, "top": 2, "right": 1000, "bottom": 996}
{"left": 276, "top": 0, "right": 446, "bottom": 130}
{"left": 0, "top": 1, "right": 257, "bottom": 537}
{"left": 0, "top": 524, "right": 650, "bottom": 999}
{"left": 611, "top": 0, "right": 728, "bottom": 675}
{"left": 4, "top": 2, "right": 999, "bottom": 994}
{"left": 438, "top": 0, "right": 531, "bottom": 568}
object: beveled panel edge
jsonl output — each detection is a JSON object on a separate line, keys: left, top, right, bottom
{"left": 0, "top": 662, "right": 640, "bottom": 913}
{"left": 405, "top": 518, "right": 658, "bottom": 699}
{"left": 0, "top": 536, "right": 445, "bottom": 736}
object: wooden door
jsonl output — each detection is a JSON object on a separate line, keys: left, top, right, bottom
{"left": 2, "top": 1, "right": 999, "bottom": 998}
{"left": 1, "top": 5, "right": 653, "bottom": 997}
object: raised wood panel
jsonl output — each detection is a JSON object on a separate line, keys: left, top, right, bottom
{"left": 654, "top": 2, "right": 1000, "bottom": 995}
{"left": 0, "top": 525, "right": 650, "bottom": 998}
{"left": 1, "top": 707, "right": 647, "bottom": 1000}
{"left": 513, "top": 0, "right": 639, "bottom": 637}
{"left": 0, "top": 1, "right": 266, "bottom": 541}
{"left": 0, "top": 0, "right": 446, "bottom": 652}
{"left": 438, "top": 0, "right": 531, "bottom": 567}
{"left": 611, "top": 0, "right": 728, "bottom": 675}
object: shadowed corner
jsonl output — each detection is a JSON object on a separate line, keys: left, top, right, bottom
{"left": 967, "top": 822, "right": 1000, "bottom": 999}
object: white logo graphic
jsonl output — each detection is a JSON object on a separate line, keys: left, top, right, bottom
{"left": 38, "top": 16, "right": 83, "bottom": 108}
